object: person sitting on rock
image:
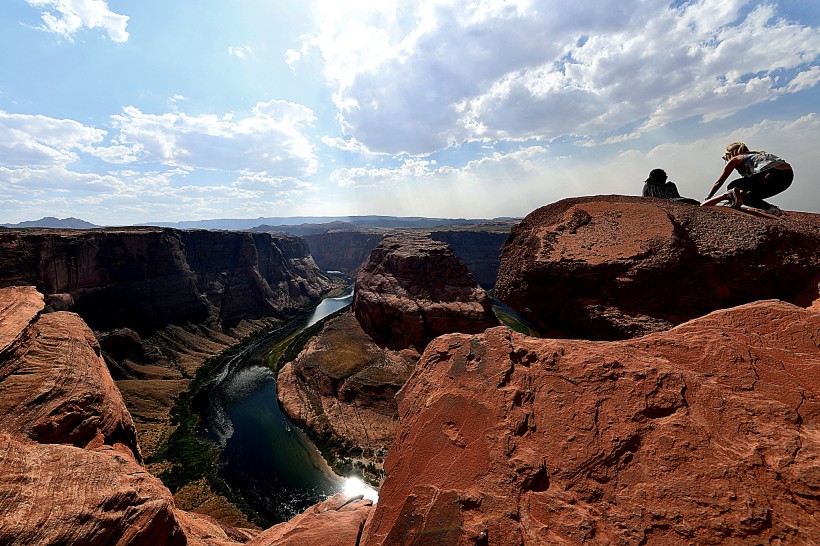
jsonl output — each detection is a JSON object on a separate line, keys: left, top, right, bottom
{"left": 701, "top": 142, "right": 793, "bottom": 216}
{"left": 642, "top": 169, "right": 699, "bottom": 204}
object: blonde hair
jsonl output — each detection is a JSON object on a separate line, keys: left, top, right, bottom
{"left": 722, "top": 142, "right": 750, "bottom": 161}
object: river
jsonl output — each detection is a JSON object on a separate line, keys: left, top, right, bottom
{"left": 198, "top": 288, "right": 375, "bottom": 524}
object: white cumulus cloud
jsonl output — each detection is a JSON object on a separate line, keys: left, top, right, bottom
{"left": 108, "top": 100, "right": 319, "bottom": 176}
{"left": 298, "top": 0, "right": 820, "bottom": 155}
{"left": 0, "top": 111, "right": 106, "bottom": 166}
{"left": 25, "top": 0, "right": 130, "bottom": 42}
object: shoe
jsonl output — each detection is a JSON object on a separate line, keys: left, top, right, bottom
{"left": 765, "top": 205, "right": 782, "bottom": 216}
{"left": 728, "top": 188, "right": 743, "bottom": 209}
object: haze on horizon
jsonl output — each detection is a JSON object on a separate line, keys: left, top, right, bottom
{"left": 0, "top": 0, "right": 818, "bottom": 226}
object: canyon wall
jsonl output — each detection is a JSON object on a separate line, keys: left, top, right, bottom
{"left": 304, "top": 231, "right": 386, "bottom": 276}
{"left": 0, "top": 227, "right": 341, "bottom": 518}
{"left": 496, "top": 196, "right": 820, "bottom": 340}
{"left": 0, "top": 227, "right": 336, "bottom": 334}
{"left": 0, "top": 285, "right": 372, "bottom": 545}
{"left": 304, "top": 225, "right": 512, "bottom": 287}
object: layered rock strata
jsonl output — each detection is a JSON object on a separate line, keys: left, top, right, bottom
{"left": 0, "top": 227, "right": 338, "bottom": 452}
{"left": 304, "top": 226, "right": 511, "bottom": 288}
{"left": 496, "top": 196, "right": 820, "bottom": 339}
{"left": 304, "top": 231, "right": 386, "bottom": 276}
{"left": 353, "top": 234, "right": 499, "bottom": 351}
{"left": 0, "top": 227, "right": 335, "bottom": 334}
{"left": 429, "top": 229, "right": 509, "bottom": 289}
{"left": 363, "top": 300, "right": 820, "bottom": 545}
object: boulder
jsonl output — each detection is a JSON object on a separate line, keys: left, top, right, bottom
{"left": 363, "top": 300, "right": 820, "bottom": 545}
{"left": 0, "top": 305, "right": 141, "bottom": 462}
{"left": 353, "top": 234, "right": 498, "bottom": 351}
{"left": 0, "top": 433, "right": 186, "bottom": 546}
{"left": 496, "top": 196, "right": 820, "bottom": 339}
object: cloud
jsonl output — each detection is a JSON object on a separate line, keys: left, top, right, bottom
{"left": 0, "top": 111, "right": 106, "bottom": 166}
{"left": 228, "top": 46, "right": 254, "bottom": 59}
{"left": 108, "top": 100, "right": 318, "bottom": 176}
{"left": 233, "top": 172, "right": 319, "bottom": 195}
{"left": 320, "top": 135, "right": 376, "bottom": 155}
{"left": 299, "top": 0, "right": 820, "bottom": 155}
{"left": 25, "top": 0, "right": 129, "bottom": 42}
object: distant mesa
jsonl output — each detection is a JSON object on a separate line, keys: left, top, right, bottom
{"left": 1, "top": 216, "right": 99, "bottom": 229}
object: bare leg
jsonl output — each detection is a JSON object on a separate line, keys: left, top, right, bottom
{"left": 701, "top": 191, "right": 731, "bottom": 207}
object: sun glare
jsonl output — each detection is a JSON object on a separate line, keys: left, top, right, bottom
{"left": 343, "top": 477, "right": 379, "bottom": 503}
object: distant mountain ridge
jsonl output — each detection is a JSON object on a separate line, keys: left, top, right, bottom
{"left": 140, "top": 215, "right": 515, "bottom": 231}
{"left": 4, "top": 215, "right": 519, "bottom": 233}
{"left": 2, "top": 217, "right": 99, "bottom": 229}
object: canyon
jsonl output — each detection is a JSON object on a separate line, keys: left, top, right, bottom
{"left": 278, "top": 234, "right": 498, "bottom": 482}
{"left": 1, "top": 197, "right": 819, "bottom": 545}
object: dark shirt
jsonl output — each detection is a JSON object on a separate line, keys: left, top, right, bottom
{"left": 642, "top": 182, "right": 700, "bottom": 205}
{"left": 643, "top": 181, "right": 682, "bottom": 199}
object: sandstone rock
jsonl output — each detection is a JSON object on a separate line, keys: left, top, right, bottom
{"left": 304, "top": 227, "right": 512, "bottom": 287}
{"left": 496, "top": 196, "right": 820, "bottom": 339}
{"left": 247, "top": 494, "right": 373, "bottom": 546}
{"left": 0, "top": 286, "right": 44, "bottom": 355}
{"left": 0, "top": 433, "right": 185, "bottom": 546}
{"left": 278, "top": 311, "right": 416, "bottom": 453}
{"left": 363, "top": 300, "right": 820, "bottom": 545}
{"left": 0, "top": 308, "right": 141, "bottom": 462}
{"left": 353, "top": 234, "right": 499, "bottom": 351}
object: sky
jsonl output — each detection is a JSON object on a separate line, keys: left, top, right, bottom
{"left": 0, "top": 0, "right": 819, "bottom": 225}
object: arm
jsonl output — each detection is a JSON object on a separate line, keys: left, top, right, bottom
{"left": 705, "top": 158, "right": 741, "bottom": 199}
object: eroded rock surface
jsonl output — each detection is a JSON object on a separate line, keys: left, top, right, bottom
{"left": 497, "top": 196, "right": 820, "bottom": 339}
{"left": 248, "top": 494, "right": 373, "bottom": 546}
{"left": 0, "top": 433, "right": 186, "bottom": 546}
{"left": 363, "top": 301, "right": 820, "bottom": 546}
{"left": 353, "top": 234, "right": 498, "bottom": 351}
{"left": 278, "top": 311, "right": 416, "bottom": 454}
{"left": 0, "top": 297, "right": 141, "bottom": 461}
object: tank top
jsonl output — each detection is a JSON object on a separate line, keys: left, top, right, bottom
{"left": 737, "top": 152, "right": 786, "bottom": 177}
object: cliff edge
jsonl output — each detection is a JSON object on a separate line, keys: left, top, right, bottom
{"left": 496, "top": 196, "right": 820, "bottom": 339}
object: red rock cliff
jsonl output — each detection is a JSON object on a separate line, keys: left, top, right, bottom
{"left": 363, "top": 300, "right": 820, "bottom": 545}
{"left": 0, "top": 227, "right": 336, "bottom": 334}
{"left": 496, "top": 196, "right": 820, "bottom": 339}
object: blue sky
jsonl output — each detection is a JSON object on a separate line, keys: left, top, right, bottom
{"left": 1, "top": 0, "right": 818, "bottom": 225}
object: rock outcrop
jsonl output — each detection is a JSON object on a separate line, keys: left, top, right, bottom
{"left": 247, "top": 494, "right": 373, "bottom": 546}
{"left": 363, "top": 300, "right": 820, "bottom": 545}
{"left": 0, "top": 433, "right": 186, "bottom": 546}
{"left": 496, "top": 196, "right": 820, "bottom": 340}
{"left": 353, "top": 234, "right": 499, "bottom": 351}
{"left": 305, "top": 226, "right": 512, "bottom": 288}
{"left": 0, "top": 286, "right": 141, "bottom": 462}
